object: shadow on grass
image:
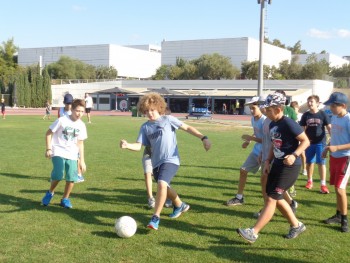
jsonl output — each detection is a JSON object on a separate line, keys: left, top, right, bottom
{"left": 0, "top": 172, "right": 45, "bottom": 181}
{"left": 181, "top": 164, "right": 240, "bottom": 171}
{"left": 161, "top": 241, "right": 311, "bottom": 263}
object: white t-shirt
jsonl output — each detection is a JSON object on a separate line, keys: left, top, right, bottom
{"left": 85, "top": 96, "right": 93, "bottom": 108}
{"left": 49, "top": 115, "right": 88, "bottom": 160}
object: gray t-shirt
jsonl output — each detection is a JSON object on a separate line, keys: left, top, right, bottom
{"left": 137, "top": 115, "right": 182, "bottom": 168}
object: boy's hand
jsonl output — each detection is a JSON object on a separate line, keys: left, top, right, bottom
{"left": 283, "top": 154, "right": 295, "bottom": 166}
{"left": 242, "top": 141, "right": 250, "bottom": 148}
{"left": 45, "top": 149, "right": 52, "bottom": 159}
{"left": 202, "top": 139, "right": 211, "bottom": 151}
{"left": 241, "top": 134, "right": 251, "bottom": 141}
{"left": 80, "top": 161, "right": 87, "bottom": 173}
{"left": 120, "top": 139, "right": 128, "bottom": 149}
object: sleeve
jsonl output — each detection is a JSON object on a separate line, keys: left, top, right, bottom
{"left": 49, "top": 118, "right": 61, "bottom": 132}
{"left": 299, "top": 112, "right": 306, "bottom": 126}
{"left": 136, "top": 125, "right": 150, "bottom": 146}
{"left": 167, "top": 115, "right": 183, "bottom": 129}
{"left": 78, "top": 123, "right": 88, "bottom": 141}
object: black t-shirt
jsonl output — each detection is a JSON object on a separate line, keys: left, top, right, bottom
{"left": 269, "top": 116, "right": 303, "bottom": 165}
{"left": 300, "top": 110, "right": 330, "bottom": 144}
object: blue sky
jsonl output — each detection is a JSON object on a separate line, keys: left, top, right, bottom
{"left": 2, "top": 0, "right": 349, "bottom": 57}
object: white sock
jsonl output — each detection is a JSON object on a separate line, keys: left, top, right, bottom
{"left": 321, "top": 180, "right": 326, "bottom": 186}
{"left": 236, "top": 194, "right": 243, "bottom": 199}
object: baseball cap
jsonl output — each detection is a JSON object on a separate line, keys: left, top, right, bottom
{"left": 323, "top": 92, "right": 348, "bottom": 105}
{"left": 261, "top": 91, "right": 286, "bottom": 108}
{"left": 63, "top": 93, "right": 73, "bottom": 104}
{"left": 245, "top": 96, "right": 260, "bottom": 105}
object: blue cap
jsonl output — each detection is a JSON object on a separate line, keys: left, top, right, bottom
{"left": 323, "top": 92, "right": 348, "bottom": 105}
{"left": 63, "top": 94, "right": 73, "bottom": 104}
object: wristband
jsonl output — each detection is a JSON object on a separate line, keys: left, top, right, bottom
{"left": 201, "top": 136, "right": 208, "bottom": 141}
{"left": 292, "top": 152, "right": 298, "bottom": 158}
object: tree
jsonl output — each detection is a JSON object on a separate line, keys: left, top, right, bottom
{"left": 95, "top": 66, "right": 118, "bottom": 79}
{"left": 0, "top": 38, "right": 18, "bottom": 86}
{"left": 300, "top": 54, "right": 330, "bottom": 79}
{"left": 276, "top": 57, "right": 303, "bottom": 79}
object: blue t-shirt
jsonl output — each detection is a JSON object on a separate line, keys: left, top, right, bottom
{"left": 251, "top": 114, "right": 266, "bottom": 156}
{"left": 137, "top": 115, "right": 182, "bottom": 168}
{"left": 269, "top": 116, "right": 303, "bottom": 165}
{"left": 330, "top": 113, "right": 350, "bottom": 158}
{"left": 300, "top": 110, "right": 330, "bottom": 144}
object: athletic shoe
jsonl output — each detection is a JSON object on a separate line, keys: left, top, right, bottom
{"left": 42, "top": 191, "right": 54, "bottom": 206}
{"left": 290, "top": 200, "right": 298, "bottom": 214}
{"left": 289, "top": 185, "right": 297, "bottom": 197}
{"left": 324, "top": 214, "right": 341, "bottom": 224}
{"left": 305, "top": 181, "right": 313, "bottom": 189}
{"left": 164, "top": 199, "right": 173, "bottom": 208}
{"left": 147, "top": 215, "right": 160, "bottom": 230}
{"left": 320, "top": 185, "right": 330, "bottom": 194}
{"left": 253, "top": 209, "right": 262, "bottom": 218}
{"left": 169, "top": 202, "right": 190, "bottom": 218}
{"left": 225, "top": 197, "right": 244, "bottom": 206}
{"left": 237, "top": 228, "right": 258, "bottom": 243}
{"left": 148, "top": 197, "right": 155, "bottom": 209}
{"left": 341, "top": 219, "right": 349, "bottom": 232}
{"left": 285, "top": 222, "right": 306, "bottom": 239}
{"left": 302, "top": 169, "right": 307, "bottom": 176}
{"left": 60, "top": 198, "right": 73, "bottom": 209}
{"left": 76, "top": 175, "right": 85, "bottom": 183}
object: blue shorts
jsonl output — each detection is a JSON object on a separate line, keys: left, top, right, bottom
{"left": 153, "top": 163, "right": 179, "bottom": 186}
{"left": 51, "top": 156, "right": 78, "bottom": 182}
{"left": 305, "top": 143, "right": 326, "bottom": 165}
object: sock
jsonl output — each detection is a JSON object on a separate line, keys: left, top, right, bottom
{"left": 236, "top": 194, "right": 243, "bottom": 200}
{"left": 320, "top": 180, "right": 326, "bottom": 186}
{"left": 336, "top": 210, "right": 341, "bottom": 217}
{"left": 308, "top": 179, "right": 313, "bottom": 183}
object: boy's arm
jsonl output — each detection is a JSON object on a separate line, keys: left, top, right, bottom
{"left": 45, "top": 129, "right": 53, "bottom": 158}
{"left": 241, "top": 134, "right": 262, "bottom": 143}
{"left": 284, "top": 132, "right": 310, "bottom": 166}
{"left": 179, "top": 122, "right": 211, "bottom": 151}
{"left": 120, "top": 140, "right": 142, "bottom": 151}
{"left": 77, "top": 140, "right": 86, "bottom": 173}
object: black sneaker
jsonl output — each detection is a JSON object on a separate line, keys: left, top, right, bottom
{"left": 285, "top": 222, "right": 306, "bottom": 239}
{"left": 324, "top": 214, "right": 341, "bottom": 224}
{"left": 290, "top": 200, "right": 298, "bottom": 214}
{"left": 341, "top": 219, "right": 349, "bottom": 232}
{"left": 225, "top": 197, "right": 244, "bottom": 206}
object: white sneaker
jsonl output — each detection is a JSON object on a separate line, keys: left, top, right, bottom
{"left": 148, "top": 197, "right": 155, "bottom": 208}
{"left": 76, "top": 175, "right": 85, "bottom": 183}
{"left": 302, "top": 169, "right": 307, "bottom": 176}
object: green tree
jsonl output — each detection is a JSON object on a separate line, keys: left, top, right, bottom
{"left": 0, "top": 38, "right": 18, "bottom": 86}
{"left": 95, "top": 65, "right": 118, "bottom": 79}
{"left": 300, "top": 54, "right": 330, "bottom": 79}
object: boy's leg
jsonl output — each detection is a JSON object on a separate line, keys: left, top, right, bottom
{"left": 63, "top": 181, "right": 74, "bottom": 199}
{"left": 253, "top": 197, "right": 277, "bottom": 233}
{"left": 319, "top": 164, "right": 330, "bottom": 193}
{"left": 144, "top": 172, "right": 154, "bottom": 199}
{"left": 305, "top": 163, "right": 314, "bottom": 188}
{"left": 153, "top": 181, "right": 168, "bottom": 216}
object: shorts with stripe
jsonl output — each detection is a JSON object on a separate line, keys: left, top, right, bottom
{"left": 329, "top": 155, "right": 350, "bottom": 189}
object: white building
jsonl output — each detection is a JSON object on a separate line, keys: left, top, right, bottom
{"left": 293, "top": 53, "right": 350, "bottom": 68}
{"left": 17, "top": 44, "right": 161, "bottom": 79}
{"left": 161, "top": 37, "right": 291, "bottom": 68}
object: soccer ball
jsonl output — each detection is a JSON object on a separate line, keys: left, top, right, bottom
{"left": 115, "top": 216, "right": 137, "bottom": 238}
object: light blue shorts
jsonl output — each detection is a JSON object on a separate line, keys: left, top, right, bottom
{"left": 142, "top": 156, "right": 153, "bottom": 174}
{"left": 51, "top": 156, "right": 78, "bottom": 182}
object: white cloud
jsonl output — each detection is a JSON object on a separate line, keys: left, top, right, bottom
{"left": 307, "top": 28, "right": 332, "bottom": 39}
{"left": 336, "top": 29, "right": 350, "bottom": 38}
{"left": 308, "top": 28, "right": 350, "bottom": 39}
{"left": 72, "top": 5, "right": 86, "bottom": 12}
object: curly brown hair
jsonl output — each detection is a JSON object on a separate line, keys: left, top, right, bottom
{"left": 137, "top": 93, "right": 166, "bottom": 115}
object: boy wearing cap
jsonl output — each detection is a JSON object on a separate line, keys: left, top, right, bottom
{"left": 322, "top": 92, "right": 350, "bottom": 232}
{"left": 225, "top": 96, "right": 266, "bottom": 206}
{"left": 58, "top": 93, "right": 73, "bottom": 117}
{"left": 237, "top": 91, "right": 310, "bottom": 243}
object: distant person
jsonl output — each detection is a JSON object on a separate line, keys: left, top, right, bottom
{"left": 300, "top": 95, "right": 331, "bottom": 194}
{"left": 237, "top": 91, "right": 310, "bottom": 243}
{"left": 43, "top": 100, "right": 51, "bottom": 120}
{"left": 58, "top": 94, "right": 73, "bottom": 117}
{"left": 84, "top": 93, "right": 93, "bottom": 123}
{"left": 41, "top": 99, "right": 87, "bottom": 209}
{"left": 322, "top": 92, "right": 350, "bottom": 232}
{"left": 1, "top": 98, "right": 5, "bottom": 119}
{"left": 120, "top": 93, "right": 211, "bottom": 230}
{"left": 222, "top": 103, "right": 227, "bottom": 114}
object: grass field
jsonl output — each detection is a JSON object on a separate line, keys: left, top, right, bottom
{"left": 0, "top": 115, "right": 350, "bottom": 263}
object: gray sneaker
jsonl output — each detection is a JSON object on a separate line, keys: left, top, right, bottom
{"left": 285, "top": 222, "right": 306, "bottom": 239}
{"left": 148, "top": 197, "right": 155, "bottom": 209}
{"left": 290, "top": 200, "right": 298, "bottom": 214}
{"left": 341, "top": 219, "right": 349, "bottom": 232}
{"left": 324, "top": 214, "right": 341, "bottom": 224}
{"left": 164, "top": 199, "right": 173, "bottom": 208}
{"left": 253, "top": 209, "right": 262, "bottom": 218}
{"left": 225, "top": 197, "right": 244, "bottom": 206}
{"left": 237, "top": 228, "right": 258, "bottom": 243}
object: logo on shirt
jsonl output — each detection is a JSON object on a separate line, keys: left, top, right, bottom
{"left": 62, "top": 127, "right": 80, "bottom": 141}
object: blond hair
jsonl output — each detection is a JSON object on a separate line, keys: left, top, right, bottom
{"left": 137, "top": 93, "right": 166, "bottom": 115}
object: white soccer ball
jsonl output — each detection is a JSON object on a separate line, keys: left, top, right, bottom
{"left": 115, "top": 216, "right": 137, "bottom": 238}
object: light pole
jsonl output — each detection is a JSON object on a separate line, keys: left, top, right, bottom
{"left": 257, "top": 0, "right": 271, "bottom": 96}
